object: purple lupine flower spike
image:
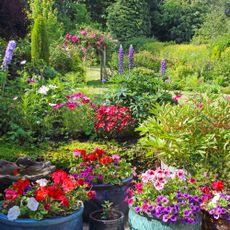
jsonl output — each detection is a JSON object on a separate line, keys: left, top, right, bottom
{"left": 160, "top": 59, "right": 167, "bottom": 76}
{"left": 128, "top": 44, "right": 134, "bottom": 71}
{"left": 2, "top": 40, "right": 17, "bottom": 70}
{"left": 118, "top": 44, "right": 124, "bottom": 75}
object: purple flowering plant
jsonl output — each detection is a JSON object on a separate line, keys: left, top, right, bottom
{"left": 126, "top": 168, "right": 203, "bottom": 225}
{"left": 118, "top": 45, "right": 124, "bottom": 75}
{"left": 70, "top": 148, "right": 133, "bottom": 185}
{"left": 128, "top": 45, "right": 134, "bottom": 71}
{"left": 2, "top": 40, "right": 17, "bottom": 70}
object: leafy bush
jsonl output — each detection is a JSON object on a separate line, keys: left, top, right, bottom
{"left": 135, "top": 51, "right": 161, "bottom": 72}
{"left": 107, "top": 74, "right": 174, "bottom": 123}
{"left": 138, "top": 95, "right": 230, "bottom": 181}
{"left": 50, "top": 45, "right": 85, "bottom": 78}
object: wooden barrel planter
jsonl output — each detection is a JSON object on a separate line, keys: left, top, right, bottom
{"left": 202, "top": 211, "right": 230, "bottom": 230}
{"left": 128, "top": 206, "right": 202, "bottom": 230}
{"left": 0, "top": 204, "right": 84, "bottom": 230}
{"left": 83, "top": 176, "right": 132, "bottom": 221}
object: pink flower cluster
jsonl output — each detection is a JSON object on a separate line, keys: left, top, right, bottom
{"left": 52, "top": 92, "right": 97, "bottom": 110}
{"left": 141, "top": 168, "right": 185, "bottom": 191}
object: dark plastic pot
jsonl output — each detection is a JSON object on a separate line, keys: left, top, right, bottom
{"left": 0, "top": 204, "right": 84, "bottom": 230}
{"left": 129, "top": 206, "right": 202, "bottom": 230}
{"left": 89, "top": 209, "right": 124, "bottom": 230}
{"left": 202, "top": 211, "right": 230, "bottom": 230}
{"left": 84, "top": 176, "right": 132, "bottom": 221}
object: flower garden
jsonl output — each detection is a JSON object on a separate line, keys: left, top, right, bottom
{"left": 0, "top": 1, "right": 229, "bottom": 230}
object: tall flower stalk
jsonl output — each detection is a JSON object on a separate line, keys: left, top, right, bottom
{"left": 160, "top": 59, "right": 167, "bottom": 76}
{"left": 128, "top": 44, "right": 134, "bottom": 72}
{"left": 1, "top": 40, "right": 16, "bottom": 95}
{"left": 118, "top": 44, "right": 124, "bottom": 75}
{"left": 2, "top": 40, "right": 17, "bottom": 70}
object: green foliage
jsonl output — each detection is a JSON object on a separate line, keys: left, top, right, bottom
{"left": 135, "top": 51, "right": 161, "bottom": 72}
{"left": 193, "top": 1, "right": 230, "bottom": 44}
{"left": 153, "top": 0, "right": 208, "bottom": 42}
{"left": 138, "top": 95, "right": 230, "bottom": 181}
{"left": 28, "top": 0, "right": 63, "bottom": 43}
{"left": 50, "top": 46, "right": 85, "bottom": 77}
{"left": 62, "top": 104, "right": 95, "bottom": 138}
{"left": 31, "top": 16, "right": 50, "bottom": 64}
{"left": 55, "top": 1, "right": 92, "bottom": 33}
{"left": 0, "top": 141, "right": 43, "bottom": 162}
{"left": 107, "top": 74, "right": 174, "bottom": 123}
{"left": 107, "top": 0, "right": 151, "bottom": 42}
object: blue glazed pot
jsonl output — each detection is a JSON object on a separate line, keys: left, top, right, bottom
{"left": 128, "top": 206, "right": 202, "bottom": 230}
{"left": 0, "top": 205, "right": 84, "bottom": 230}
{"left": 84, "top": 176, "right": 133, "bottom": 221}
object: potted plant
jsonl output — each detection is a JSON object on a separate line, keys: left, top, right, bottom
{"left": 0, "top": 170, "right": 95, "bottom": 230}
{"left": 199, "top": 180, "right": 230, "bottom": 230}
{"left": 70, "top": 147, "right": 133, "bottom": 219}
{"left": 127, "top": 168, "right": 203, "bottom": 230}
{"left": 89, "top": 201, "right": 125, "bottom": 230}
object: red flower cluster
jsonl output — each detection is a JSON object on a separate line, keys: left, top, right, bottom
{"left": 94, "top": 105, "right": 135, "bottom": 138}
{"left": 100, "top": 156, "right": 113, "bottom": 165}
{"left": 83, "top": 147, "right": 106, "bottom": 162}
{"left": 212, "top": 181, "right": 224, "bottom": 192}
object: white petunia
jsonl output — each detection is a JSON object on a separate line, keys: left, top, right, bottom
{"left": 38, "top": 86, "right": 49, "bottom": 95}
{"left": 7, "top": 206, "right": 20, "bottom": 221}
{"left": 210, "top": 193, "right": 221, "bottom": 205}
{"left": 27, "top": 197, "right": 39, "bottom": 211}
{"left": 36, "top": 178, "right": 48, "bottom": 187}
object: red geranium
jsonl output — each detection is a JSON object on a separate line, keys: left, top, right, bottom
{"left": 62, "top": 177, "right": 78, "bottom": 192}
{"left": 35, "top": 187, "right": 48, "bottom": 201}
{"left": 100, "top": 156, "right": 113, "bottom": 165}
{"left": 87, "top": 190, "right": 96, "bottom": 200}
{"left": 13, "top": 179, "right": 30, "bottom": 195}
{"left": 51, "top": 170, "right": 68, "bottom": 185}
{"left": 77, "top": 178, "right": 85, "bottom": 186}
{"left": 212, "top": 181, "right": 224, "bottom": 192}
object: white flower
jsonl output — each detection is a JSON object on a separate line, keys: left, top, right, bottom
{"left": 210, "top": 193, "right": 221, "bottom": 205}
{"left": 7, "top": 206, "right": 20, "bottom": 221}
{"left": 20, "top": 60, "right": 26, "bottom": 65}
{"left": 48, "top": 84, "right": 58, "bottom": 90}
{"left": 27, "top": 197, "right": 39, "bottom": 211}
{"left": 36, "top": 178, "right": 48, "bottom": 187}
{"left": 48, "top": 103, "right": 56, "bottom": 107}
{"left": 38, "top": 86, "right": 49, "bottom": 95}
{"left": 13, "top": 96, "right": 18, "bottom": 100}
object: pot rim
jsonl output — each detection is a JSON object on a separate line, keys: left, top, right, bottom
{"left": 0, "top": 203, "right": 84, "bottom": 227}
{"left": 92, "top": 175, "right": 133, "bottom": 189}
{"left": 89, "top": 209, "right": 124, "bottom": 223}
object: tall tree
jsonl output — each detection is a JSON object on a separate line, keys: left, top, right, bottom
{"left": 107, "top": 0, "right": 151, "bottom": 43}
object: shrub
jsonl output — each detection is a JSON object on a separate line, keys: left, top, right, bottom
{"left": 50, "top": 46, "right": 85, "bottom": 77}
{"left": 138, "top": 95, "right": 230, "bottom": 182}
{"left": 135, "top": 51, "right": 161, "bottom": 72}
{"left": 107, "top": 74, "right": 174, "bottom": 123}
{"left": 31, "top": 16, "right": 49, "bottom": 64}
